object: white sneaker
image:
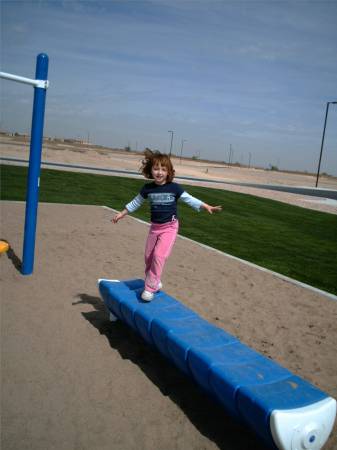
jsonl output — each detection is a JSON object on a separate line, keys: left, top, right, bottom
{"left": 141, "top": 290, "right": 154, "bottom": 302}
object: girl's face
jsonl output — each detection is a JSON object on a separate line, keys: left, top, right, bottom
{"left": 152, "top": 162, "right": 168, "bottom": 185}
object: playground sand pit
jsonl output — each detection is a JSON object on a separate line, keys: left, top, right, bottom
{"left": 1, "top": 201, "right": 336, "bottom": 450}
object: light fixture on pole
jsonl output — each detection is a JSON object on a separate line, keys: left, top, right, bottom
{"left": 316, "top": 101, "right": 337, "bottom": 187}
{"left": 168, "top": 130, "right": 174, "bottom": 156}
{"left": 180, "top": 139, "right": 187, "bottom": 164}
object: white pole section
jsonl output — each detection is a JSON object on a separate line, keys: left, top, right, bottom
{"left": 0, "top": 71, "right": 49, "bottom": 89}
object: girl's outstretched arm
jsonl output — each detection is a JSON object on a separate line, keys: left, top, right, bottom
{"left": 112, "top": 208, "right": 128, "bottom": 224}
{"left": 179, "top": 192, "right": 222, "bottom": 214}
{"left": 112, "top": 194, "right": 145, "bottom": 224}
{"left": 201, "top": 203, "right": 222, "bottom": 214}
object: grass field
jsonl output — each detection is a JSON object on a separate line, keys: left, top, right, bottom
{"left": 1, "top": 164, "right": 337, "bottom": 295}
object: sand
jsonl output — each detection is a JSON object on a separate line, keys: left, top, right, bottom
{"left": 1, "top": 136, "right": 337, "bottom": 449}
{"left": 1, "top": 200, "right": 337, "bottom": 450}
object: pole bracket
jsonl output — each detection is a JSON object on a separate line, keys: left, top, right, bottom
{"left": 0, "top": 71, "right": 49, "bottom": 89}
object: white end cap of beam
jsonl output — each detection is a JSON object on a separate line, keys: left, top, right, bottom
{"left": 97, "top": 279, "right": 120, "bottom": 286}
{"left": 270, "top": 397, "right": 336, "bottom": 450}
{"left": 97, "top": 279, "right": 120, "bottom": 321}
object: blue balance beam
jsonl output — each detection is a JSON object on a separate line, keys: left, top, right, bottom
{"left": 98, "top": 279, "right": 336, "bottom": 450}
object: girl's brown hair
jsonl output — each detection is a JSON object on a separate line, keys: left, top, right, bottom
{"left": 140, "top": 149, "right": 175, "bottom": 182}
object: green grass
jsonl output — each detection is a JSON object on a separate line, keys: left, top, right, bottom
{"left": 1, "top": 164, "right": 337, "bottom": 295}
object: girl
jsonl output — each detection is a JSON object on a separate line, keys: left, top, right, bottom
{"left": 113, "top": 150, "right": 222, "bottom": 301}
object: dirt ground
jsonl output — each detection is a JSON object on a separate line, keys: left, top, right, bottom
{"left": 1, "top": 200, "right": 336, "bottom": 450}
{"left": 1, "top": 135, "right": 337, "bottom": 449}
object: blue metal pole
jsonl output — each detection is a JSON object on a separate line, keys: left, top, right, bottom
{"left": 21, "top": 53, "right": 49, "bottom": 275}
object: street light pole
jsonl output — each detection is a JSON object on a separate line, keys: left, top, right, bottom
{"left": 228, "top": 144, "right": 234, "bottom": 166}
{"left": 180, "top": 139, "right": 186, "bottom": 164}
{"left": 315, "top": 101, "right": 337, "bottom": 187}
{"left": 168, "top": 130, "right": 174, "bottom": 156}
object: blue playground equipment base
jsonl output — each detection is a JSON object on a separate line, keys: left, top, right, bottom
{"left": 98, "top": 278, "right": 336, "bottom": 450}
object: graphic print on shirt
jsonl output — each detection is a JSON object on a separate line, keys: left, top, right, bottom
{"left": 148, "top": 193, "right": 175, "bottom": 206}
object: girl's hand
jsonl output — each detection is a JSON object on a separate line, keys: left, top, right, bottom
{"left": 112, "top": 209, "right": 128, "bottom": 224}
{"left": 112, "top": 213, "right": 122, "bottom": 224}
{"left": 203, "top": 204, "right": 222, "bottom": 214}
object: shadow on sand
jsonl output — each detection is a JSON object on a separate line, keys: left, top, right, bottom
{"left": 4, "top": 243, "right": 22, "bottom": 272}
{"left": 74, "top": 293, "right": 269, "bottom": 450}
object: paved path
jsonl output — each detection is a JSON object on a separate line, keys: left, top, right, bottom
{"left": 228, "top": 181, "right": 337, "bottom": 200}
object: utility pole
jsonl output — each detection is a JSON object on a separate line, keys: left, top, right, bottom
{"left": 316, "top": 101, "right": 337, "bottom": 187}
{"left": 180, "top": 139, "right": 186, "bottom": 164}
{"left": 168, "top": 130, "right": 174, "bottom": 156}
{"left": 228, "top": 144, "right": 234, "bottom": 166}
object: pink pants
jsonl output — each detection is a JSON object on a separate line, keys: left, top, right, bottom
{"left": 144, "top": 220, "right": 179, "bottom": 293}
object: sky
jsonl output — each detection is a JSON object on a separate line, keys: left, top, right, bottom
{"left": 1, "top": 0, "right": 337, "bottom": 175}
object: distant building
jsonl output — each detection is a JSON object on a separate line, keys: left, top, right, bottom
{"left": 63, "top": 138, "right": 85, "bottom": 144}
